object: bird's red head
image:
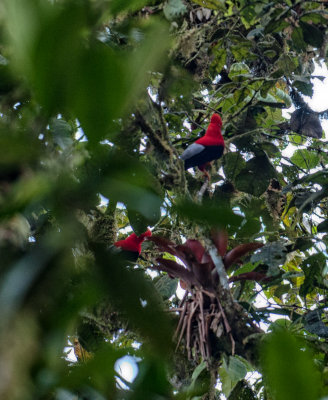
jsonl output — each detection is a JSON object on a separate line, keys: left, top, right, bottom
{"left": 210, "top": 113, "right": 222, "bottom": 127}
{"left": 114, "top": 229, "right": 152, "bottom": 255}
{"left": 195, "top": 113, "right": 224, "bottom": 147}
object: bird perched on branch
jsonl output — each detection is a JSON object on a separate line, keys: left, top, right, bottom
{"left": 114, "top": 229, "right": 152, "bottom": 261}
{"left": 181, "top": 113, "right": 224, "bottom": 180}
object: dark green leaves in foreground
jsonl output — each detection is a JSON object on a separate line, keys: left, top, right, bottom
{"left": 261, "top": 330, "right": 322, "bottom": 400}
{"left": 82, "top": 147, "right": 164, "bottom": 233}
{"left": 4, "top": 0, "right": 169, "bottom": 144}
{"left": 175, "top": 199, "right": 243, "bottom": 231}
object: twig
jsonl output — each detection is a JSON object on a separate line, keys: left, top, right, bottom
{"left": 197, "top": 176, "right": 210, "bottom": 203}
{"left": 193, "top": 98, "right": 220, "bottom": 115}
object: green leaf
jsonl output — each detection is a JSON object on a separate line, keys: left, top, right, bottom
{"left": 274, "top": 284, "right": 290, "bottom": 299}
{"left": 109, "top": 0, "right": 151, "bottom": 15}
{"left": 274, "top": 88, "right": 292, "bottom": 108}
{"left": 290, "top": 149, "right": 319, "bottom": 170}
{"left": 92, "top": 245, "right": 174, "bottom": 357}
{"left": 232, "top": 261, "right": 260, "bottom": 277}
{"left": 154, "top": 275, "right": 178, "bottom": 300}
{"left": 226, "top": 356, "right": 247, "bottom": 381}
{"left": 190, "top": 0, "right": 226, "bottom": 10}
{"left": 261, "top": 142, "right": 280, "bottom": 157}
{"left": 261, "top": 330, "right": 322, "bottom": 400}
{"left": 317, "top": 219, "right": 328, "bottom": 233}
{"left": 251, "top": 241, "right": 287, "bottom": 276}
{"left": 231, "top": 42, "right": 253, "bottom": 62}
{"left": 304, "top": 309, "right": 328, "bottom": 338}
{"left": 264, "top": 15, "right": 289, "bottom": 34}
{"left": 175, "top": 199, "right": 243, "bottom": 230}
{"left": 6, "top": 0, "right": 170, "bottom": 144}
{"left": 83, "top": 148, "right": 164, "bottom": 226}
{"left": 288, "top": 133, "right": 305, "bottom": 145}
{"left": 300, "top": 253, "right": 327, "bottom": 297}
{"left": 293, "top": 80, "right": 313, "bottom": 97}
{"left": 163, "top": 0, "right": 187, "bottom": 21}
{"left": 49, "top": 118, "right": 74, "bottom": 150}
{"left": 219, "top": 356, "right": 247, "bottom": 397}
{"left": 222, "top": 152, "right": 246, "bottom": 181}
{"left": 291, "top": 27, "right": 307, "bottom": 52}
{"left": 211, "top": 41, "right": 227, "bottom": 74}
{"left": 277, "top": 54, "right": 298, "bottom": 74}
{"left": 300, "top": 21, "right": 324, "bottom": 48}
{"left": 127, "top": 209, "right": 152, "bottom": 236}
{"left": 228, "top": 63, "right": 252, "bottom": 81}
{"left": 235, "top": 155, "right": 277, "bottom": 197}
{"left": 187, "top": 361, "right": 210, "bottom": 397}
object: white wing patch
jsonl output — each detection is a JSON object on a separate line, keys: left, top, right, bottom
{"left": 180, "top": 143, "right": 205, "bottom": 160}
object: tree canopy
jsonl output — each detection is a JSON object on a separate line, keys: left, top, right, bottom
{"left": 0, "top": 0, "right": 328, "bottom": 399}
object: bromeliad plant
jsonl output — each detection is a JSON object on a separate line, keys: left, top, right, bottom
{"left": 148, "top": 232, "right": 264, "bottom": 363}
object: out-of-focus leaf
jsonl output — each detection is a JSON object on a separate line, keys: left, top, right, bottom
{"left": 163, "top": 0, "right": 187, "bottom": 21}
{"left": 190, "top": 0, "right": 225, "bottom": 10}
{"left": 261, "top": 330, "right": 322, "bottom": 400}
{"left": 109, "top": 0, "right": 151, "bottom": 15}
{"left": 127, "top": 209, "right": 152, "bottom": 236}
{"left": 291, "top": 237, "right": 314, "bottom": 252}
{"left": 264, "top": 11, "right": 289, "bottom": 34}
{"left": 175, "top": 199, "right": 243, "bottom": 230}
{"left": 0, "top": 64, "right": 17, "bottom": 94}
{"left": 5, "top": 0, "right": 170, "bottom": 144}
{"left": 83, "top": 149, "right": 164, "bottom": 225}
{"left": 293, "top": 80, "right": 313, "bottom": 97}
{"left": 154, "top": 274, "right": 178, "bottom": 300}
{"left": 62, "top": 343, "right": 125, "bottom": 393}
{"left": 77, "top": 320, "right": 105, "bottom": 353}
{"left": 0, "top": 245, "right": 54, "bottom": 324}
{"left": 92, "top": 244, "right": 174, "bottom": 356}
{"left": 50, "top": 118, "right": 74, "bottom": 150}
{"left": 251, "top": 241, "right": 287, "bottom": 276}
{"left": 129, "top": 357, "right": 172, "bottom": 399}
{"left": 222, "top": 152, "right": 246, "bottom": 181}
{"left": 228, "top": 380, "right": 257, "bottom": 400}
{"left": 235, "top": 155, "right": 276, "bottom": 197}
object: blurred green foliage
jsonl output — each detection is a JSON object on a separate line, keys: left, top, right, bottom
{"left": 0, "top": 0, "right": 327, "bottom": 399}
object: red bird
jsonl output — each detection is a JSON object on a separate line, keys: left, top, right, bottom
{"left": 181, "top": 113, "right": 224, "bottom": 178}
{"left": 114, "top": 229, "right": 152, "bottom": 261}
